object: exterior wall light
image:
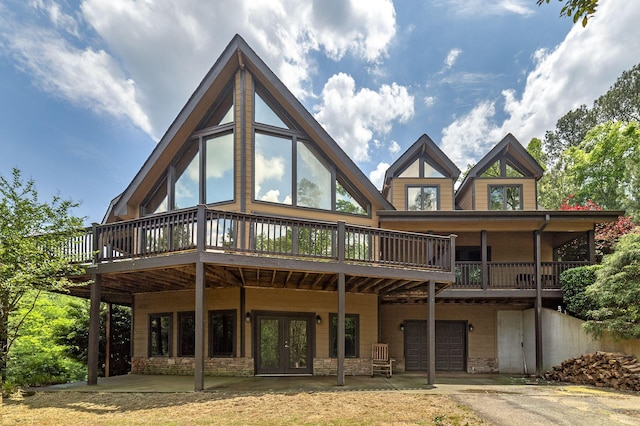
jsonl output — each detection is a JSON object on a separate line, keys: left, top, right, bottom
{"left": 468, "top": 323, "right": 474, "bottom": 332}
{"left": 400, "top": 323, "right": 404, "bottom": 331}
{"left": 245, "top": 312, "right": 251, "bottom": 322}
{"left": 316, "top": 315, "right": 322, "bottom": 324}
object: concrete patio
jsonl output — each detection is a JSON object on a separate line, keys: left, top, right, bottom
{"left": 34, "top": 373, "right": 542, "bottom": 394}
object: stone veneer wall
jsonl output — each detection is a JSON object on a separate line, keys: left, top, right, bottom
{"left": 313, "top": 358, "right": 378, "bottom": 376}
{"left": 467, "top": 357, "right": 498, "bottom": 373}
{"left": 131, "top": 357, "right": 254, "bottom": 376}
{"left": 132, "top": 357, "right": 383, "bottom": 376}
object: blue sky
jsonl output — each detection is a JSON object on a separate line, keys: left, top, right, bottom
{"left": 1, "top": 0, "right": 639, "bottom": 224}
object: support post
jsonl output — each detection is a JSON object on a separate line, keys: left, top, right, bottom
{"left": 194, "top": 261, "right": 205, "bottom": 391}
{"left": 195, "top": 204, "right": 206, "bottom": 391}
{"left": 337, "top": 221, "right": 346, "bottom": 386}
{"left": 427, "top": 280, "right": 436, "bottom": 385}
{"left": 481, "top": 231, "right": 488, "bottom": 289}
{"left": 534, "top": 230, "right": 543, "bottom": 377}
{"left": 87, "top": 273, "right": 102, "bottom": 385}
{"left": 105, "top": 303, "right": 112, "bottom": 377}
{"left": 587, "top": 229, "right": 596, "bottom": 264}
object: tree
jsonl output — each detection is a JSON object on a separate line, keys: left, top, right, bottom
{"left": 537, "top": 0, "right": 598, "bottom": 27}
{"left": 542, "top": 63, "right": 640, "bottom": 169}
{"left": 0, "top": 169, "right": 85, "bottom": 382}
{"left": 562, "top": 122, "right": 640, "bottom": 217}
{"left": 584, "top": 232, "right": 640, "bottom": 339}
{"left": 560, "top": 265, "right": 600, "bottom": 319}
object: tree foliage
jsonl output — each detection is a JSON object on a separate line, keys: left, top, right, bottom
{"left": 5, "top": 292, "right": 86, "bottom": 390}
{"left": 560, "top": 265, "right": 600, "bottom": 319}
{"left": 584, "top": 232, "right": 640, "bottom": 339}
{"left": 537, "top": 0, "right": 598, "bottom": 27}
{"left": 0, "top": 168, "right": 85, "bottom": 382}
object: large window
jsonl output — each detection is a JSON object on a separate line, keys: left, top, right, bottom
{"left": 489, "top": 185, "right": 522, "bottom": 210}
{"left": 329, "top": 313, "right": 359, "bottom": 358}
{"left": 209, "top": 310, "right": 236, "bottom": 357}
{"left": 398, "top": 158, "right": 444, "bottom": 178}
{"left": 253, "top": 89, "right": 368, "bottom": 215}
{"left": 142, "top": 89, "right": 234, "bottom": 215}
{"left": 407, "top": 185, "right": 439, "bottom": 211}
{"left": 149, "top": 313, "right": 172, "bottom": 357}
{"left": 178, "top": 311, "right": 195, "bottom": 357}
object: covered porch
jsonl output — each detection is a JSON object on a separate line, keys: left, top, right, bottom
{"left": 64, "top": 205, "right": 457, "bottom": 391}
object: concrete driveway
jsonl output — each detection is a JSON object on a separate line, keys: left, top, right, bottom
{"left": 35, "top": 374, "right": 640, "bottom": 425}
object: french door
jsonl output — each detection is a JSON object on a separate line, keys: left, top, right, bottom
{"left": 255, "top": 312, "right": 314, "bottom": 375}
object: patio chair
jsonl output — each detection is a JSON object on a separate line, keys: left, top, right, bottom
{"left": 371, "top": 343, "right": 394, "bottom": 377}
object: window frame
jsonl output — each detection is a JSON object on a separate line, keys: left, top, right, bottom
{"left": 488, "top": 184, "right": 523, "bottom": 211}
{"left": 177, "top": 311, "right": 195, "bottom": 357}
{"left": 406, "top": 185, "right": 440, "bottom": 211}
{"left": 252, "top": 88, "right": 369, "bottom": 216}
{"left": 209, "top": 309, "right": 237, "bottom": 358}
{"left": 148, "top": 312, "right": 173, "bottom": 357}
{"left": 329, "top": 313, "right": 359, "bottom": 358}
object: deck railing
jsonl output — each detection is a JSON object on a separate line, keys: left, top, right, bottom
{"left": 454, "top": 261, "right": 589, "bottom": 290}
{"left": 65, "top": 206, "right": 455, "bottom": 273}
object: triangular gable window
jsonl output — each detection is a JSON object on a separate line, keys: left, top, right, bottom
{"left": 480, "top": 160, "right": 526, "bottom": 178}
{"left": 336, "top": 179, "right": 367, "bottom": 215}
{"left": 398, "top": 158, "right": 445, "bottom": 178}
{"left": 200, "top": 90, "right": 234, "bottom": 129}
{"left": 399, "top": 159, "right": 420, "bottom": 178}
{"left": 255, "top": 92, "right": 289, "bottom": 129}
{"left": 424, "top": 162, "right": 445, "bottom": 178}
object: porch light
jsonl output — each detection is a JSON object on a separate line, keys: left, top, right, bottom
{"left": 468, "top": 323, "right": 474, "bottom": 332}
{"left": 245, "top": 312, "right": 251, "bottom": 322}
{"left": 316, "top": 315, "right": 322, "bottom": 324}
{"left": 400, "top": 323, "right": 404, "bottom": 331}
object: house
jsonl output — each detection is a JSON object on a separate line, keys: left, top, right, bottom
{"left": 65, "top": 35, "right": 620, "bottom": 391}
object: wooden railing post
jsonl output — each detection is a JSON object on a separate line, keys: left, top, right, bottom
{"left": 91, "top": 222, "right": 100, "bottom": 263}
{"left": 197, "top": 204, "right": 206, "bottom": 252}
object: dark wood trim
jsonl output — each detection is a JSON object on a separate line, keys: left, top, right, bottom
{"left": 427, "top": 280, "right": 435, "bottom": 385}
{"left": 87, "top": 273, "right": 102, "bottom": 385}
{"left": 534, "top": 230, "right": 543, "bottom": 377}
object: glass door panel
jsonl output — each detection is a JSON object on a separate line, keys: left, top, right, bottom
{"left": 287, "top": 319, "right": 308, "bottom": 370}
{"left": 259, "top": 318, "right": 279, "bottom": 371}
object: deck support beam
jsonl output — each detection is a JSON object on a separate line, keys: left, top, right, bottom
{"left": 427, "top": 280, "right": 436, "bottom": 385}
{"left": 195, "top": 204, "right": 206, "bottom": 391}
{"left": 534, "top": 230, "right": 543, "bottom": 377}
{"left": 87, "top": 273, "right": 102, "bottom": 385}
{"left": 337, "top": 221, "right": 346, "bottom": 386}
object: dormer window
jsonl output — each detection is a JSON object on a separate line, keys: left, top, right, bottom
{"left": 489, "top": 185, "right": 522, "bottom": 210}
{"left": 407, "top": 185, "right": 439, "bottom": 211}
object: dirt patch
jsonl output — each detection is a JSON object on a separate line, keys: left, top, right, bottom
{"left": 4, "top": 391, "right": 487, "bottom": 425}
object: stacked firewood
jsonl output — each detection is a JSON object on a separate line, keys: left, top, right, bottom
{"left": 544, "top": 351, "right": 640, "bottom": 392}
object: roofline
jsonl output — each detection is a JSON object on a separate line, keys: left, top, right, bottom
{"left": 383, "top": 134, "right": 461, "bottom": 187}
{"left": 456, "top": 133, "right": 544, "bottom": 197}
{"left": 377, "top": 209, "right": 624, "bottom": 222}
{"left": 109, "top": 34, "right": 393, "bottom": 219}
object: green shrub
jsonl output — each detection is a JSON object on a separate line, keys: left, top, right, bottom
{"left": 560, "top": 264, "right": 601, "bottom": 319}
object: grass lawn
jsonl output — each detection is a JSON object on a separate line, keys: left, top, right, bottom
{"left": 4, "top": 390, "right": 487, "bottom": 425}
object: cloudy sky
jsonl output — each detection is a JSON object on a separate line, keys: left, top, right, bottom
{"left": 1, "top": 0, "right": 639, "bottom": 223}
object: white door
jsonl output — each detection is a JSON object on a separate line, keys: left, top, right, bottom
{"left": 497, "top": 311, "right": 525, "bottom": 373}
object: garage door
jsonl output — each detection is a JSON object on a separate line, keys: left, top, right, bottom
{"left": 435, "top": 321, "right": 466, "bottom": 371}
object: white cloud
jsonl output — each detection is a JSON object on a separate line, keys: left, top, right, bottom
{"left": 313, "top": 72, "right": 414, "bottom": 163}
{"left": 369, "top": 162, "right": 390, "bottom": 190}
{"left": 441, "top": 1, "right": 640, "bottom": 167}
{"left": 423, "top": 96, "right": 436, "bottom": 107}
{"left": 389, "top": 140, "right": 401, "bottom": 155}
{"left": 3, "top": 0, "right": 398, "bottom": 139}
{"left": 437, "top": 0, "right": 534, "bottom": 17}
{"left": 444, "top": 48, "right": 462, "bottom": 69}
{"left": 3, "top": 24, "right": 152, "bottom": 135}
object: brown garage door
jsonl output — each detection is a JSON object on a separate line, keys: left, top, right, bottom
{"left": 435, "top": 321, "right": 466, "bottom": 371}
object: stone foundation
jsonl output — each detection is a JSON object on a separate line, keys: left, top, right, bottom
{"left": 313, "top": 358, "right": 373, "bottom": 376}
{"left": 131, "top": 357, "right": 254, "bottom": 376}
{"left": 467, "top": 357, "right": 499, "bottom": 373}
{"left": 132, "top": 357, "right": 379, "bottom": 376}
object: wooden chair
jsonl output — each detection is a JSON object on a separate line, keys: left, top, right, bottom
{"left": 371, "top": 343, "right": 395, "bottom": 377}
